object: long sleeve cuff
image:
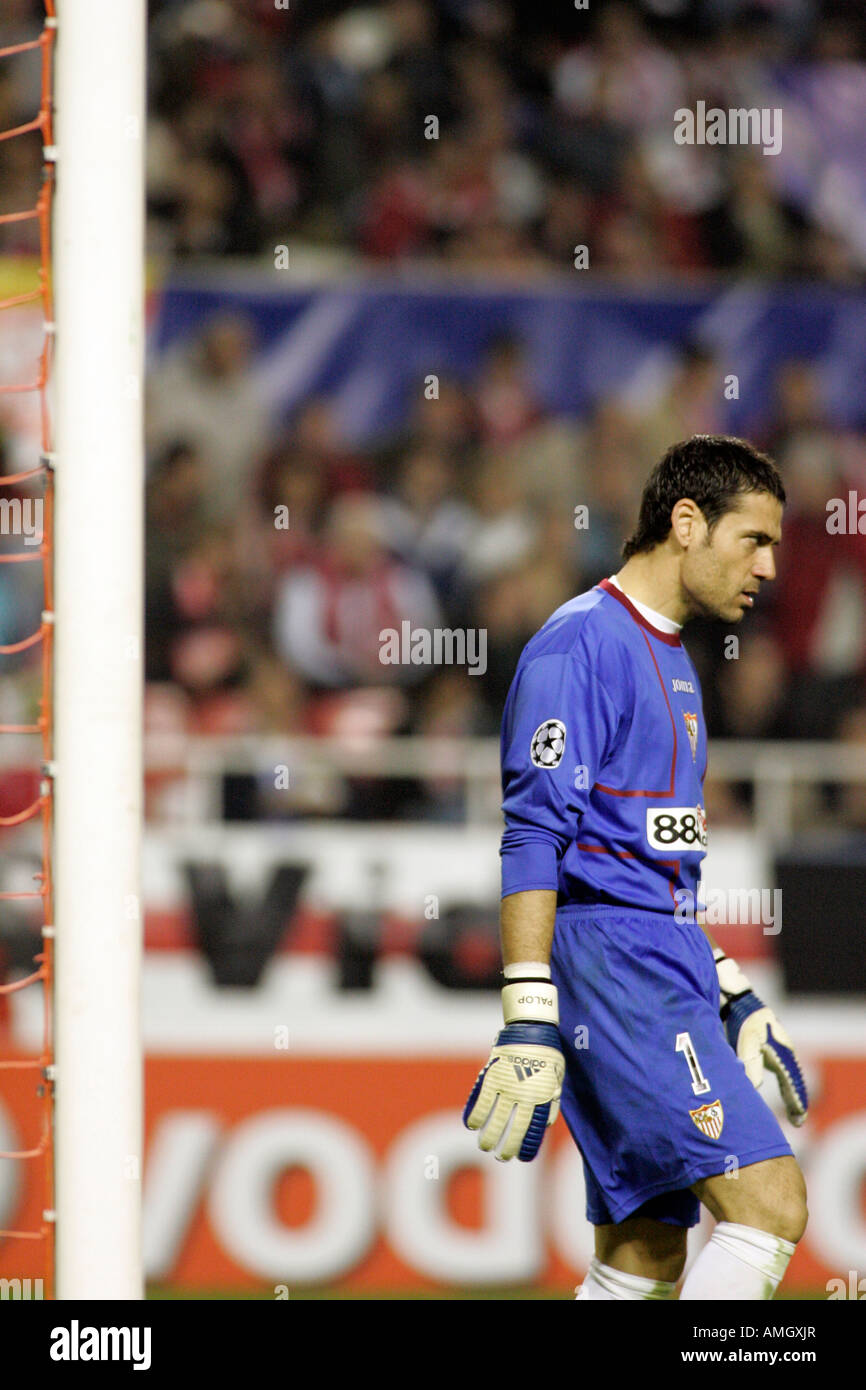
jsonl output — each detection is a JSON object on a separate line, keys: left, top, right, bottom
{"left": 500, "top": 830, "right": 561, "bottom": 898}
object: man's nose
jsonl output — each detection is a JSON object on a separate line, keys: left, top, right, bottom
{"left": 754, "top": 549, "right": 776, "bottom": 581}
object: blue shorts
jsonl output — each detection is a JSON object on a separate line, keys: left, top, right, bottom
{"left": 550, "top": 904, "right": 793, "bottom": 1228}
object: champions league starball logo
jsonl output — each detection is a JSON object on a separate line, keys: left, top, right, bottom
{"left": 530, "top": 719, "right": 566, "bottom": 769}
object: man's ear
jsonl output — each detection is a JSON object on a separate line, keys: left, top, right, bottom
{"left": 670, "top": 498, "right": 702, "bottom": 548}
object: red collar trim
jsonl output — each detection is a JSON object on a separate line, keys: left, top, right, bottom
{"left": 597, "top": 578, "right": 682, "bottom": 646}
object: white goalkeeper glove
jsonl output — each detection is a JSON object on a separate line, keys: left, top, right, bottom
{"left": 714, "top": 947, "right": 808, "bottom": 1126}
{"left": 463, "top": 963, "right": 564, "bottom": 1162}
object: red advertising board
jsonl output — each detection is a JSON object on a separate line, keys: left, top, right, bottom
{"left": 1, "top": 1051, "right": 863, "bottom": 1295}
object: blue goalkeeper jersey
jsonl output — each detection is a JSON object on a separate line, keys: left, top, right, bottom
{"left": 500, "top": 578, "right": 708, "bottom": 914}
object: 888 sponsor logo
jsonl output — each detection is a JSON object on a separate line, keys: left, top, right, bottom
{"left": 646, "top": 805, "right": 708, "bottom": 852}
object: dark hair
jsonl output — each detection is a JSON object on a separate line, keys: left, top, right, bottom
{"left": 622, "top": 435, "right": 785, "bottom": 560}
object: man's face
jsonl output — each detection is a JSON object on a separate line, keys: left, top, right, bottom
{"left": 680, "top": 490, "right": 782, "bottom": 622}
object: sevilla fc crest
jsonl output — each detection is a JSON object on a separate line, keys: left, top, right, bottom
{"left": 689, "top": 1099, "right": 724, "bottom": 1140}
{"left": 683, "top": 711, "right": 699, "bottom": 762}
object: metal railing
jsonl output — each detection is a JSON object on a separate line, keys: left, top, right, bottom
{"left": 137, "top": 735, "right": 866, "bottom": 840}
{"left": 3, "top": 733, "right": 865, "bottom": 837}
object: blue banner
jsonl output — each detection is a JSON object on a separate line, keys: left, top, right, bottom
{"left": 150, "top": 275, "right": 866, "bottom": 446}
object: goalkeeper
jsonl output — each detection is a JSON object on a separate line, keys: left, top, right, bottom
{"left": 464, "top": 436, "right": 808, "bottom": 1300}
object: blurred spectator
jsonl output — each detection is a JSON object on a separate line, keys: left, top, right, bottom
{"left": 379, "top": 444, "right": 475, "bottom": 608}
{"left": 249, "top": 438, "right": 328, "bottom": 575}
{"left": 157, "top": 524, "right": 251, "bottom": 719}
{"left": 291, "top": 396, "right": 371, "bottom": 495}
{"left": 474, "top": 565, "right": 538, "bottom": 718}
{"left": 701, "top": 152, "right": 806, "bottom": 277}
{"left": 474, "top": 333, "right": 544, "bottom": 445}
{"left": 146, "top": 313, "right": 268, "bottom": 522}
{"left": 404, "top": 374, "right": 478, "bottom": 461}
{"left": 772, "top": 431, "right": 866, "bottom": 735}
{"left": 630, "top": 343, "right": 727, "bottom": 475}
{"left": 712, "top": 628, "right": 791, "bottom": 740}
{"left": 571, "top": 401, "right": 645, "bottom": 576}
{"left": 552, "top": 4, "right": 686, "bottom": 133}
{"left": 457, "top": 453, "right": 538, "bottom": 591}
{"left": 146, "top": 440, "right": 211, "bottom": 679}
{"left": 762, "top": 357, "right": 828, "bottom": 457}
{"left": 409, "top": 669, "right": 492, "bottom": 819}
{"left": 272, "top": 491, "right": 443, "bottom": 688}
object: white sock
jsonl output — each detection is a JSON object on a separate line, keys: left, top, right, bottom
{"left": 576, "top": 1256, "right": 677, "bottom": 1301}
{"left": 679, "top": 1221, "right": 796, "bottom": 1300}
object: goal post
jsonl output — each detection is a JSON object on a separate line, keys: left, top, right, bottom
{"left": 53, "top": 0, "right": 146, "bottom": 1299}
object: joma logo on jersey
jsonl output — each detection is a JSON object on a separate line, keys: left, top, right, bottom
{"left": 690, "top": 1100, "right": 724, "bottom": 1139}
{"left": 672, "top": 679, "right": 695, "bottom": 694}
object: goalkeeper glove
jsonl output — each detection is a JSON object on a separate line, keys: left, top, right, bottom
{"left": 714, "top": 947, "right": 808, "bottom": 1126}
{"left": 463, "top": 964, "right": 564, "bottom": 1162}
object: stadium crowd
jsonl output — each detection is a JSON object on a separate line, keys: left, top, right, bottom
{"left": 146, "top": 0, "right": 865, "bottom": 283}
{"left": 1, "top": 0, "right": 865, "bottom": 282}
{"left": 135, "top": 309, "right": 866, "bottom": 825}
{"left": 1, "top": 0, "right": 866, "bottom": 827}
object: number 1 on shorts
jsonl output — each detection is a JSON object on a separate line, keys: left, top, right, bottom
{"left": 676, "top": 1031, "right": 711, "bottom": 1095}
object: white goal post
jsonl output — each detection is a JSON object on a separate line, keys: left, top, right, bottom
{"left": 53, "top": 0, "right": 146, "bottom": 1299}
